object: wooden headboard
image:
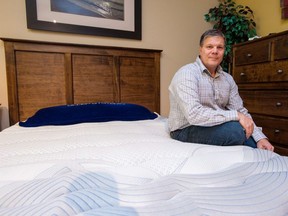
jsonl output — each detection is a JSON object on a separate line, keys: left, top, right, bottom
{"left": 2, "top": 38, "right": 162, "bottom": 125}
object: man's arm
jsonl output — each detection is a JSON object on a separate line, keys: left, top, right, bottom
{"left": 227, "top": 76, "right": 274, "bottom": 151}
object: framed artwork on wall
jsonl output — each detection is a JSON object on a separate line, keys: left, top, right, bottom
{"left": 281, "top": 0, "right": 288, "bottom": 19}
{"left": 25, "top": 0, "right": 142, "bottom": 40}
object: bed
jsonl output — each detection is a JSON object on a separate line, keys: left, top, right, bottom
{"left": 1, "top": 39, "right": 288, "bottom": 216}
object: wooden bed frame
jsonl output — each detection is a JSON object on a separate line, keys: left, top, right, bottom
{"left": 2, "top": 38, "right": 162, "bottom": 125}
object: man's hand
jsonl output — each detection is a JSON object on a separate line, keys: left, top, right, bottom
{"left": 257, "top": 139, "right": 274, "bottom": 151}
{"left": 237, "top": 112, "right": 254, "bottom": 139}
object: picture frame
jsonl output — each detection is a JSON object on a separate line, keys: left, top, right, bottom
{"left": 281, "top": 0, "right": 288, "bottom": 19}
{"left": 25, "top": 0, "right": 142, "bottom": 40}
{"left": 281, "top": 0, "right": 288, "bottom": 7}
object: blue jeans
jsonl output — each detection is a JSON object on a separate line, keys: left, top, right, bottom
{"left": 170, "top": 121, "right": 257, "bottom": 148}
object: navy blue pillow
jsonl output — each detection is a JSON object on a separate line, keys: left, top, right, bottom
{"left": 19, "top": 103, "right": 158, "bottom": 127}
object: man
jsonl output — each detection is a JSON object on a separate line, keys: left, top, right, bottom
{"left": 168, "top": 29, "right": 274, "bottom": 151}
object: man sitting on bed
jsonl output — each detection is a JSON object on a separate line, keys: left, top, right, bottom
{"left": 168, "top": 29, "right": 274, "bottom": 151}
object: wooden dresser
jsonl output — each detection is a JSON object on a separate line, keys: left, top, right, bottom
{"left": 232, "top": 30, "right": 288, "bottom": 156}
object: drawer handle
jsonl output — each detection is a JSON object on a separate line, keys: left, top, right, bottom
{"left": 276, "top": 102, "right": 282, "bottom": 107}
{"left": 240, "top": 72, "right": 246, "bottom": 76}
{"left": 274, "top": 129, "right": 280, "bottom": 134}
{"left": 277, "top": 69, "right": 283, "bottom": 74}
{"left": 246, "top": 53, "right": 252, "bottom": 57}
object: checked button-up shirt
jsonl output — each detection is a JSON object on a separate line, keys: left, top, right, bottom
{"left": 168, "top": 56, "right": 266, "bottom": 142}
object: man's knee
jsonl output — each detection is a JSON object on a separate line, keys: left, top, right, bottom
{"left": 223, "top": 121, "right": 246, "bottom": 145}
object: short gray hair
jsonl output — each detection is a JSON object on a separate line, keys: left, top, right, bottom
{"left": 199, "top": 29, "right": 226, "bottom": 47}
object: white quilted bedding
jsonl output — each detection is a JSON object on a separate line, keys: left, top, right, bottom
{"left": 0, "top": 117, "right": 288, "bottom": 216}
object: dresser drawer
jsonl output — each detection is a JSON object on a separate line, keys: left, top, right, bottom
{"left": 253, "top": 115, "right": 288, "bottom": 146}
{"left": 274, "top": 145, "right": 288, "bottom": 156}
{"left": 274, "top": 36, "right": 288, "bottom": 60}
{"left": 234, "top": 41, "right": 271, "bottom": 66}
{"left": 240, "top": 90, "right": 288, "bottom": 117}
{"left": 233, "top": 60, "right": 288, "bottom": 83}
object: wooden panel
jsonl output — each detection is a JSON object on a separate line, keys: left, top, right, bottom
{"left": 73, "top": 54, "right": 116, "bottom": 104}
{"left": 274, "top": 36, "right": 288, "bottom": 60}
{"left": 240, "top": 90, "right": 288, "bottom": 117}
{"left": 4, "top": 42, "right": 19, "bottom": 124}
{"left": 16, "top": 51, "right": 67, "bottom": 121}
{"left": 237, "top": 82, "right": 288, "bottom": 90}
{"left": 232, "top": 31, "right": 288, "bottom": 155}
{"left": 234, "top": 41, "right": 271, "bottom": 66}
{"left": 233, "top": 60, "right": 288, "bottom": 83}
{"left": 119, "top": 56, "right": 159, "bottom": 112}
{"left": 253, "top": 115, "right": 288, "bottom": 148}
{"left": 2, "top": 38, "right": 162, "bottom": 125}
{"left": 274, "top": 145, "right": 288, "bottom": 156}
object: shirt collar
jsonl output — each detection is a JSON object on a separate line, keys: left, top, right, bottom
{"left": 196, "top": 56, "right": 224, "bottom": 77}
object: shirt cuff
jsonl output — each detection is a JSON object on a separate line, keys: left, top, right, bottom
{"left": 224, "top": 110, "right": 239, "bottom": 122}
{"left": 252, "top": 126, "right": 267, "bottom": 142}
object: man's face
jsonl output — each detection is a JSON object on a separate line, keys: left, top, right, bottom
{"left": 199, "top": 36, "right": 225, "bottom": 73}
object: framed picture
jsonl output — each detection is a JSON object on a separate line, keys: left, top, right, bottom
{"left": 281, "top": 0, "right": 288, "bottom": 19}
{"left": 281, "top": 0, "right": 288, "bottom": 7}
{"left": 25, "top": 0, "right": 142, "bottom": 40}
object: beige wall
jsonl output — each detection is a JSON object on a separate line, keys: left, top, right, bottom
{"left": 0, "top": 0, "right": 218, "bottom": 130}
{"left": 235, "top": 0, "right": 288, "bottom": 37}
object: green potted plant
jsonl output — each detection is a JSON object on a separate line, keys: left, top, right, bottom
{"left": 204, "top": 0, "right": 257, "bottom": 72}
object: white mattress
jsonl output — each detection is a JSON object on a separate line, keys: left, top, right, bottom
{"left": 0, "top": 117, "right": 287, "bottom": 215}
